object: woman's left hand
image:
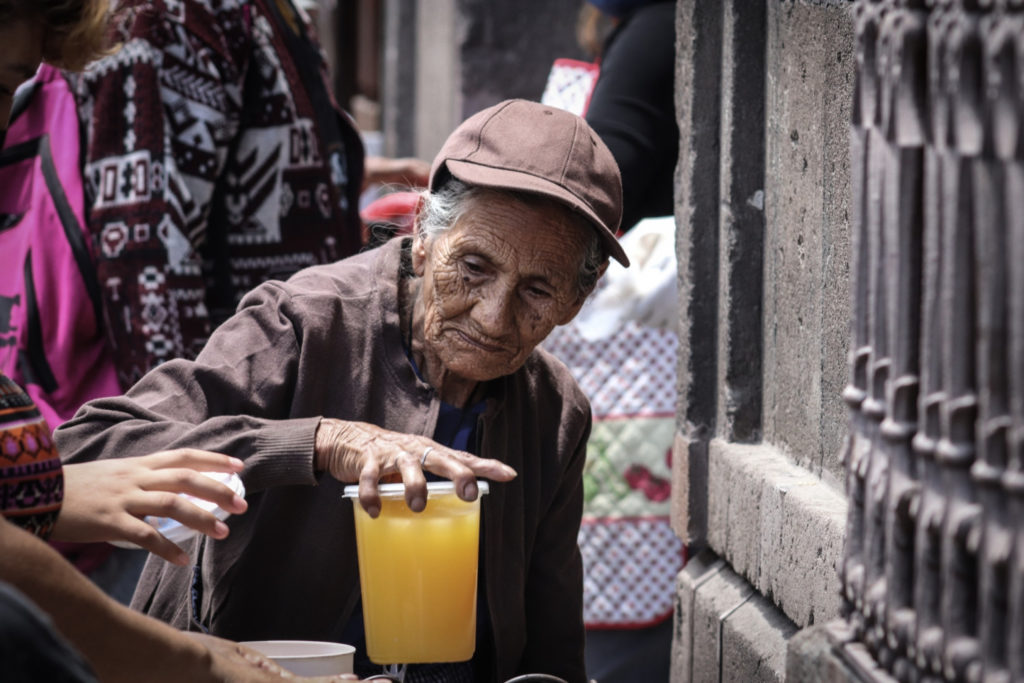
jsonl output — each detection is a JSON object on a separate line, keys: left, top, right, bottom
{"left": 314, "top": 418, "right": 517, "bottom": 518}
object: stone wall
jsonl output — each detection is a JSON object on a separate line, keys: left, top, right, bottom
{"left": 672, "top": 1, "right": 856, "bottom": 680}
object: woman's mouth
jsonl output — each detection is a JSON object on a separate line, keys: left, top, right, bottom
{"left": 455, "top": 329, "right": 507, "bottom": 354}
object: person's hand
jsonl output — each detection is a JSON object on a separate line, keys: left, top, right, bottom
{"left": 52, "top": 450, "right": 248, "bottom": 565}
{"left": 314, "top": 418, "right": 517, "bottom": 518}
{"left": 363, "top": 155, "right": 431, "bottom": 190}
{"left": 189, "top": 633, "right": 359, "bottom": 681}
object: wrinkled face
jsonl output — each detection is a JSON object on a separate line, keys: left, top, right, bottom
{"left": 0, "top": 17, "right": 43, "bottom": 131}
{"left": 412, "top": 191, "right": 593, "bottom": 383}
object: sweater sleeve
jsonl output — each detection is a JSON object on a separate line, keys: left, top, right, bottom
{"left": 518, "top": 403, "right": 591, "bottom": 683}
{"left": 75, "top": 0, "right": 248, "bottom": 388}
{"left": 54, "top": 280, "right": 322, "bottom": 494}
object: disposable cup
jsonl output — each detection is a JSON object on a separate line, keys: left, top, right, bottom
{"left": 239, "top": 640, "right": 355, "bottom": 676}
{"left": 343, "top": 480, "right": 489, "bottom": 664}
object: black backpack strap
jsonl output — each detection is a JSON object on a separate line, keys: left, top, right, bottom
{"left": 8, "top": 80, "right": 39, "bottom": 128}
{"left": 0, "top": 81, "right": 40, "bottom": 151}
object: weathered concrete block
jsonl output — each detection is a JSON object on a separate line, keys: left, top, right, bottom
{"left": 786, "top": 620, "right": 899, "bottom": 683}
{"left": 673, "top": 431, "right": 708, "bottom": 546}
{"left": 721, "top": 595, "right": 798, "bottom": 682}
{"left": 673, "top": 0, "right": 722, "bottom": 445}
{"left": 786, "top": 622, "right": 848, "bottom": 683}
{"left": 717, "top": 0, "right": 767, "bottom": 446}
{"left": 763, "top": 0, "right": 855, "bottom": 485}
{"left": 706, "top": 441, "right": 770, "bottom": 582}
{"left": 674, "top": 549, "right": 799, "bottom": 683}
{"left": 679, "top": 551, "right": 751, "bottom": 682}
{"left": 817, "top": 6, "right": 856, "bottom": 489}
{"left": 770, "top": 461, "right": 846, "bottom": 626}
{"left": 707, "top": 440, "right": 846, "bottom": 629}
{"left": 673, "top": 550, "right": 726, "bottom": 681}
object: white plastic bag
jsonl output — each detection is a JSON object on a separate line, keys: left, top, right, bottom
{"left": 573, "top": 216, "right": 677, "bottom": 341}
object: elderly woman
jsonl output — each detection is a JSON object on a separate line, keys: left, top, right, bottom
{"left": 57, "top": 99, "right": 628, "bottom": 683}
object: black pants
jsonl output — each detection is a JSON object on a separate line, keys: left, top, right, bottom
{"left": 585, "top": 620, "right": 673, "bottom": 682}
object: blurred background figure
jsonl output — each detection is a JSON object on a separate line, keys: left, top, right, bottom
{"left": 70, "top": 0, "right": 428, "bottom": 387}
{"left": 68, "top": 0, "right": 367, "bottom": 388}
{"left": 541, "top": 1, "right": 680, "bottom": 681}
{"left": 61, "top": 0, "right": 409, "bottom": 600}
{"left": 580, "top": 0, "right": 677, "bottom": 234}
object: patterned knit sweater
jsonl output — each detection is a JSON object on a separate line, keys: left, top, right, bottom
{"left": 0, "top": 374, "right": 63, "bottom": 539}
{"left": 68, "top": 0, "right": 364, "bottom": 388}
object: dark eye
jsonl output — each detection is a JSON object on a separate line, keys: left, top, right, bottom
{"left": 462, "top": 257, "right": 487, "bottom": 276}
{"left": 526, "top": 285, "right": 552, "bottom": 299}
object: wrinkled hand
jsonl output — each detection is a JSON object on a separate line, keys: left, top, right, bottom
{"left": 190, "top": 633, "right": 359, "bottom": 681}
{"left": 53, "top": 450, "right": 248, "bottom": 565}
{"left": 314, "top": 418, "right": 517, "bottom": 518}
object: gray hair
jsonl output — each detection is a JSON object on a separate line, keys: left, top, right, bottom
{"left": 417, "top": 178, "right": 607, "bottom": 300}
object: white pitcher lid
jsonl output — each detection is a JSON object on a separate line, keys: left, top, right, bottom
{"left": 342, "top": 480, "right": 489, "bottom": 500}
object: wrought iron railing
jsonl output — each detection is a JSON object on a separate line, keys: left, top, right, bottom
{"left": 841, "top": 1, "right": 1024, "bottom": 680}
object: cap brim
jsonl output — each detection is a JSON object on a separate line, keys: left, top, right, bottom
{"left": 443, "top": 159, "right": 630, "bottom": 267}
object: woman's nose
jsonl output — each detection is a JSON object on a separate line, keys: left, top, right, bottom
{"left": 473, "top": 285, "right": 516, "bottom": 337}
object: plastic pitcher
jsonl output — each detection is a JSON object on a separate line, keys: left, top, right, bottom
{"left": 343, "top": 481, "right": 489, "bottom": 664}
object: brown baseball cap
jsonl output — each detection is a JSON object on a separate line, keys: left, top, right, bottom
{"left": 430, "top": 99, "right": 629, "bottom": 267}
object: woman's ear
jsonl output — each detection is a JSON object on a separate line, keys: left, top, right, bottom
{"left": 411, "top": 232, "right": 429, "bottom": 276}
{"left": 557, "top": 298, "right": 587, "bottom": 326}
{"left": 557, "top": 259, "right": 610, "bottom": 325}
{"left": 410, "top": 193, "right": 431, "bottom": 276}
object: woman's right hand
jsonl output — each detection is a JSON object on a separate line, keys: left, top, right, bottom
{"left": 52, "top": 450, "right": 248, "bottom": 565}
{"left": 314, "top": 418, "right": 517, "bottom": 518}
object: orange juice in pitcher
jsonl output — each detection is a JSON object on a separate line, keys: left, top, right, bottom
{"left": 343, "top": 481, "right": 488, "bottom": 664}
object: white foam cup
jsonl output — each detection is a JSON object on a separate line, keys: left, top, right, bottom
{"left": 239, "top": 640, "right": 355, "bottom": 676}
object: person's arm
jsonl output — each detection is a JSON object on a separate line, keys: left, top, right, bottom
{"left": 585, "top": 2, "right": 677, "bottom": 232}
{"left": 55, "top": 280, "right": 325, "bottom": 488}
{"left": 0, "top": 519, "right": 353, "bottom": 683}
{"left": 75, "top": 3, "right": 247, "bottom": 388}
